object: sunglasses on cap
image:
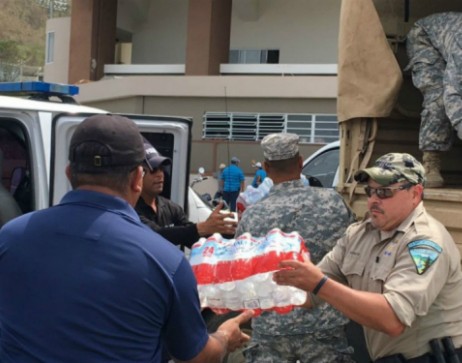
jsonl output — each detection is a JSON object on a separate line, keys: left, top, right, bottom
{"left": 364, "top": 183, "right": 413, "bottom": 199}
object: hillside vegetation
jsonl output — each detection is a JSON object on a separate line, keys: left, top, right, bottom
{"left": 0, "top": 0, "right": 70, "bottom": 81}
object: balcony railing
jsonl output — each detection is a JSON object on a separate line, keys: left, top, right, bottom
{"left": 103, "top": 63, "right": 337, "bottom": 77}
{"left": 220, "top": 64, "right": 337, "bottom": 75}
{"left": 104, "top": 64, "right": 185, "bottom": 76}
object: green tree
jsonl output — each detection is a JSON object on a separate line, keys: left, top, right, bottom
{"left": 0, "top": 40, "right": 21, "bottom": 81}
{"left": 35, "top": 0, "right": 71, "bottom": 18}
{"left": 0, "top": 0, "right": 50, "bottom": 80}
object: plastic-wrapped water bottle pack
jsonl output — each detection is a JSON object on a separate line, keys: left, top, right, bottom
{"left": 190, "top": 228, "right": 308, "bottom": 316}
{"left": 236, "top": 177, "right": 273, "bottom": 216}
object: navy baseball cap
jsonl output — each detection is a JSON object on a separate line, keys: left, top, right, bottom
{"left": 143, "top": 138, "right": 172, "bottom": 170}
{"left": 69, "top": 114, "right": 145, "bottom": 173}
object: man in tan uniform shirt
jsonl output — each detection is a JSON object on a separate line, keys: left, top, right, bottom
{"left": 274, "top": 153, "right": 462, "bottom": 362}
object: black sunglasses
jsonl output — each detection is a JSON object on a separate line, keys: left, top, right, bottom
{"left": 364, "top": 183, "right": 413, "bottom": 199}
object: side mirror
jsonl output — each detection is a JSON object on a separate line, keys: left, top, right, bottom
{"left": 307, "top": 175, "right": 323, "bottom": 187}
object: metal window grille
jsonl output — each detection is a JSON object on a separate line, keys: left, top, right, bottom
{"left": 202, "top": 112, "right": 338, "bottom": 144}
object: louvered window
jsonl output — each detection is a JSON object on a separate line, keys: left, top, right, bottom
{"left": 202, "top": 112, "right": 338, "bottom": 144}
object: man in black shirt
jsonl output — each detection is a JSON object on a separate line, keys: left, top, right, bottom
{"left": 136, "top": 140, "right": 236, "bottom": 248}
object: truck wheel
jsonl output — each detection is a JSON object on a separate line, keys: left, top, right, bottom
{"left": 203, "top": 310, "right": 252, "bottom": 363}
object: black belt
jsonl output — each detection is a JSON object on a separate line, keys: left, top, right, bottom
{"left": 374, "top": 347, "right": 462, "bottom": 363}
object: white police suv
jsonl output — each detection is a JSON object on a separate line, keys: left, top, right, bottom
{"left": 0, "top": 81, "right": 209, "bottom": 227}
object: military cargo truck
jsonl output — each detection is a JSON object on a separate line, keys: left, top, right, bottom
{"left": 336, "top": 0, "right": 462, "bottom": 255}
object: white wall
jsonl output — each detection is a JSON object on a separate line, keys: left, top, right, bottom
{"left": 43, "top": 17, "right": 70, "bottom": 83}
{"left": 230, "top": 0, "right": 341, "bottom": 63}
{"left": 129, "top": 0, "right": 189, "bottom": 64}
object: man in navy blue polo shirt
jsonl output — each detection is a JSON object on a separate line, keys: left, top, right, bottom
{"left": 0, "top": 114, "right": 252, "bottom": 363}
{"left": 220, "top": 156, "right": 245, "bottom": 212}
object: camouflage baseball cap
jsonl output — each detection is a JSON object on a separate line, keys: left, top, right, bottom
{"left": 261, "top": 133, "right": 299, "bottom": 161}
{"left": 354, "top": 153, "right": 426, "bottom": 186}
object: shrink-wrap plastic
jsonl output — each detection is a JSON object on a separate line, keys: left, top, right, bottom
{"left": 190, "top": 228, "right": 308, "bottom": 315}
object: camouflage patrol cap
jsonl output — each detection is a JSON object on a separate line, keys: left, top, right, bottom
{"left": 261, "top": 133, "right": 299, "bottom": 161}
{"left": 354, "top": 153, "right": 426, "bottom": 186}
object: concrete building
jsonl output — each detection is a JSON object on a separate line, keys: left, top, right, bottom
{"left": 43, "top": 0, "right": 459, "bottom": 174}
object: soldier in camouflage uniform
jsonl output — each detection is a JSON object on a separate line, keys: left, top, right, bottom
{"left": 405, "top": 12, "right": 462, "bottom": 188}
{"left": 235, "top": 133, "right": 356, "bottom": 363}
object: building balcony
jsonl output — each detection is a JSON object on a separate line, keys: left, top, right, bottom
{"left": 103, "top": 63, "right": 338, "bottom": 78}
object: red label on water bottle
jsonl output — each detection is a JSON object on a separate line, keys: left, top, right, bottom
{"left": 190, "top": 228, "right": 308, "bottom": 315}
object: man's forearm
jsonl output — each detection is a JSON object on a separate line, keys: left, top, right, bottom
{"left": 316, "top": 277, "right": 405, "bottom": 336}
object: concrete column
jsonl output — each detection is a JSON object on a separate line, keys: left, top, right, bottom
{"left": 68, "top": 0, "right": 117, "bottom": 83}
{"left": 185, "top": 0, "right": 232, "bottom": 75}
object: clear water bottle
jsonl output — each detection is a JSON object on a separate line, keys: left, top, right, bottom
{"left": 191, "top": 228, "right": 308, "bottom": 316}
{"left": 236, "top": 177, "right": 274, "bottom": 215}
{"left": 258, "top": 177, "right": 273, "bottom": 196}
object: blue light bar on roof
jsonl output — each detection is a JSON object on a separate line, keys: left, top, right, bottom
{"left": 0, "top": 81, "right": 79, "bottom": 96}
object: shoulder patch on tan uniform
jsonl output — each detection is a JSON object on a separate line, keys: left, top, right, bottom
{"left": 407, "top": 240, "right": 442, "bottom": 275}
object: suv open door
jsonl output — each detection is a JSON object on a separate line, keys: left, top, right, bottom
{"left": 51, "top": 113, "right": 192, "bottom": 211}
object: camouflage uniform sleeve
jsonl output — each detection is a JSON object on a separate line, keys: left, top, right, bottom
{"left": 235, "top": 210, "right": 249, "bottom": 237}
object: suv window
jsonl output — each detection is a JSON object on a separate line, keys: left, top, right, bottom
{"left": 0, "top": 122, "right": 33, "bottom": 216}
{"left": 302, "top": 147, "right": 339, "bottom": 187}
